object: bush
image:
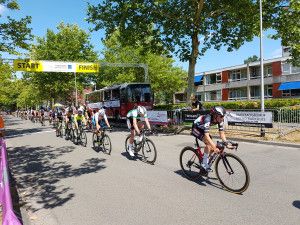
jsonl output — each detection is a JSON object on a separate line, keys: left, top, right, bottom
{"left": 154, "top": 99, "right": 300, "bottom": 110}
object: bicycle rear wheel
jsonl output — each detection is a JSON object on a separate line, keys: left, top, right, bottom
{"left": 102, "top": 134, "right": 112, "bottom": 155}
{"left": 179, "top": 147, "right": 202, "bottom": 180}
{"left": 215, "top": 153, "right": 250, "bottom": 194}
{"left": 80, "top": 131, "right": 87, "bottom": 147}
{"left": 142, "top": 138, "right": 157, "bottom": 164}
{"left": 125, "top": 135, "right": 137, "bottom": 153}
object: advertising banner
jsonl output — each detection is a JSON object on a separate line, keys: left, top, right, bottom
{"left": 227, "top": 111, "right": 273, "bottom": 128}
{"left": 147, "top": 111, "right": 168, "bottom": 124}
{"left": 13, "top": 60, "right": 99, "bottom": 73}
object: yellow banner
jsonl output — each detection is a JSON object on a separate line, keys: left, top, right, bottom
{"left": 13, "top": 60, "right": 43, "bottom": 72}
{"left": 76, "top": 63, "right": 99, "bottom": 73}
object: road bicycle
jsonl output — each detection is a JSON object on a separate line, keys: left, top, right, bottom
{"left": 92, "top": 127, "right": 112, "bottom": 154}
{"left": 73, "top": 123, "right": 88, "bottom": 147}
{"left": 125, "top": 129, "right": 157, "bottom": 164}
{"left": 179, "top": 138, "right": 250, "bottom": 194}
{"left": 55, "top": 120, "right": 65, "bottom": 138}
{"left": 65, "top": 121, "right": 74, "bottom": 141}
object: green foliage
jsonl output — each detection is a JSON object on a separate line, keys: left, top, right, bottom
{"left": 244, "top": 55, "right": 259, "bottom": 64}
{"left": 271, "top": 0, "right": 300, "bottom": 66}
{"left": 87, "top": 0, "right": 300, "bottom": 100}
{"left": 154, "top": 99, "right": 300, "bottom": 110}
{"left": 0, "top": 0, "right": 33, "bottom": 54}
{"left": 16, "top": 84, "right": 42, "bottom": 108}
{"left": 28, "top": 23, "right": 98, "bottom": 104}
{"left": 98, "top": 30, "right": 187, "bottom": 103}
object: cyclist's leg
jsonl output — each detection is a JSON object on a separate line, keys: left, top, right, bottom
{"left": 127, "top": 118, "right": 135, "bottom": 157}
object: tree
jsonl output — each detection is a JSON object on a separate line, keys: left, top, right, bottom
{"left": 271, "top": 0, "right": 300, "bottom": 66}
{"left": 99, "top": 31, "right": 187, "bottom": 103}
{"left": 28, "top": 23, "right": 98, "bottom": 105}
{"left": 0, "top": 0, "right": 33, "bottom": 55}
{"left": 87, "top": 0, "right": 299, "bottom": 101}
{"left": 244, "top": 55, "right": 259, "bottom": 64}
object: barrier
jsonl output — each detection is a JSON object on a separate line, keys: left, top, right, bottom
{"left": 0, "top": 138, "right": 22, "bottom": 225}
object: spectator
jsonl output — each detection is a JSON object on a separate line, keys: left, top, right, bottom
{"left": 190, "top": 94, "right": 203, "bottom": 111}
{"left": 0, "top": 112, "right": 5, "bottom": 137}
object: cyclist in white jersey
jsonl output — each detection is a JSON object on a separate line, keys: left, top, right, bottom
{"left": 126, "top": 106, "right": 151, "bottom": 157}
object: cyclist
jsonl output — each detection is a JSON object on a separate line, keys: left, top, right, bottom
{"left": 126, "top": 106, "right": 151, "bottom": 157}
{"left": 191, "top": 106, "right": 228, "bottom": 172}
{"left": 74, "top": 109, "right": 86, "bottom": 130}
{"left": 40, "top": 107, "right": 45, "bottom": 126}
{"left": 95, "top": 108, "right": 111, "bottom": 134}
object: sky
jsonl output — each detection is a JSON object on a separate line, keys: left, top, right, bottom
{"left": 1, "top": 0, "right": 283, "bottom": 73}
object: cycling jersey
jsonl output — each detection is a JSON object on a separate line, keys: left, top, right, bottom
{"left": 193, "top": 114, "right": 224, "bottom": 133}
{"left": 74, "top": 114, "right": 85, "bottom": 121}
{"left": 126, "top": 109, "right": 148, "bottom": 119}
{"left": 192, "top": 114, "right": 224, "bottom": 141}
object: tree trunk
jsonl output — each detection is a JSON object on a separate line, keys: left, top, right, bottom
{"left": 187, "top": 0, "right": 203, "bottom": 103}
{"left": 187, "top": 33, "right": 199, "bottom": 103}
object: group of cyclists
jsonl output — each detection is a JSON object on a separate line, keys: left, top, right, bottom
{"left": 17, "top": 103, "right": 230, "bottom": 173}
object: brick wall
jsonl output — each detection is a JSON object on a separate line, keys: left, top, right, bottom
{"left": 272, "top": 61, "right": 282, "bottom": 76}
{"left": 272, "top": 83, "right": 282, "bottom": 98}
{"left": 222, "top": 70, "right": 229, "bottom": 83}
{"left": 222, "top": 88, "right": 229, "bottom": 101}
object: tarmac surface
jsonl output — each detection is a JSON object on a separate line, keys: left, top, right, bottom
{"left": 4, "top": 115, "right": 300, "bottom": 225}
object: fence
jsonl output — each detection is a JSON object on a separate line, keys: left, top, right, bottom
{"left": 156, "top": 108, "right": 300, "bottom": 136}
{"left": 0, "top": 138, "right": 22, "bottom": 225}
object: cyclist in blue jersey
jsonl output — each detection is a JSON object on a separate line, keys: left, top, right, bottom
{"left": 191, "top": 106, "right": 229, "bottom": 171}
{"left": 126, "top": 106, "right": 151, "bottom": 157}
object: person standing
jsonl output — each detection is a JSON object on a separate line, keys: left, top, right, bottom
{"left": 0, "top": 112, "right": 5, "bottom": 137}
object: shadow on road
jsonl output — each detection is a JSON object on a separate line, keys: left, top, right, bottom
{"left": 174, "top": 170, "right": 206, "bottom": 186}
{"left": 7, "top": 145, "right": 107, "bottom": 212}
{"left": 292, "top": 200, "right": 300, "bottom": 209}
{"left": 5, "top": 127, "right": 49, "bottom": 138}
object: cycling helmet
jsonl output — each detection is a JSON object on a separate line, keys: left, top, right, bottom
{"left": 210, "top": 106, "right": 226, "bottom": 117}
{"left": 137, "top": 106, "right": 147, "bottom": 115}
{"left": 98, "top": 109, "right": 105, "bottom": 116}
{"left": 78, "top": 109, "right": 83, "bottom": 115}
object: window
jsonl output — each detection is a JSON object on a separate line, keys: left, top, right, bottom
{"left": 127, "top": 85, "right": 152, "bottom": 102}
{"left": 205, "top": 90, "right": 221, "bottom": 101}
{"left": 104, "top": 90, "right": 111, "bottom": 101}
{"left": 112, "top": 89, "right": 120, "bottom": 100}
{"left": 229, "top": 88, "right": 247, "bottom": 100}
{"left": 229, "top": 70, "right": 246, "bottom": 81}
{"left": 282, "top": 89, "right": 300, "bottom": 97}
{"left": 250, "top": 85, "right": 272, "bottom": 99}
{"left": 282, "top": 62, "right": 291, "bottom": 74}
{"left": 291, "top": 66, "right": 300, "bottom": 74}
{"left": 264, "top": 66, "right": 272, "bottom": 77}
{"left": 216, "top": 73, "right": 222, "bottom": 83}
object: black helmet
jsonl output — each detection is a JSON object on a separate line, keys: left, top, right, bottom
{"left": 210, "top": 106, "right": 226, "bottom": 117}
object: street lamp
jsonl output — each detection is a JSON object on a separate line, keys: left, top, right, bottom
{"left": 259, "top": 0, "right": 265, "bottom": 137}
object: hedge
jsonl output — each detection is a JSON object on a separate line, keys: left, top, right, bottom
{"left": 154, "top": 99, "right": 300, "bottom": 110}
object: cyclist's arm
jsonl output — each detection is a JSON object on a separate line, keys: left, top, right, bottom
{"left": 219, "top": 130, "right": 227, "bottom": 143}
{"left": 104, "top": 115, "right": 110, "bottom": 128}
{"left": 204, "top": 133, "right": 218, "bottom": 152}
{"left": 144, "top": 117, "right": 151, "bottom": 130}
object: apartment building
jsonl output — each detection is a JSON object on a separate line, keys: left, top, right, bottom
{"left": 174, "top": 56, "right": 300, "bottom": 103}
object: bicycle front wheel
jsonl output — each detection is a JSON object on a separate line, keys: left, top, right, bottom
{"left": 215, "top": 153, "right": 250, "bottom": 194}
{"left": 179, "top": 147, "right": 202, "bottom": 180}
{"left": 80, "top": 131, "right": 87, "bottom": 147}
{"left": 102, "top": 134, "right": 112, "bottom": 155}
{"left": 142, "top": 138, "right": 157, "bottom": 164}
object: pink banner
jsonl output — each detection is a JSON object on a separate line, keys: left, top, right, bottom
{"left": 0, "top": 138, "right": 22, "bottom": 225}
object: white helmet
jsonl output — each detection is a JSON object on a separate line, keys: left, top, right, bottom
{"left": 78, "top": 109, "right": 83, "bottom": 114}
{"left": 137, "top": 106, "right": 147, "bottom": 115}
{"left": 98, "top": 109, "right": 105, "bottom": 116}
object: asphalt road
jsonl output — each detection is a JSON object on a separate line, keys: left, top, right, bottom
{"left": 4, "top": 115, "right": 300, "bottom": 225}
